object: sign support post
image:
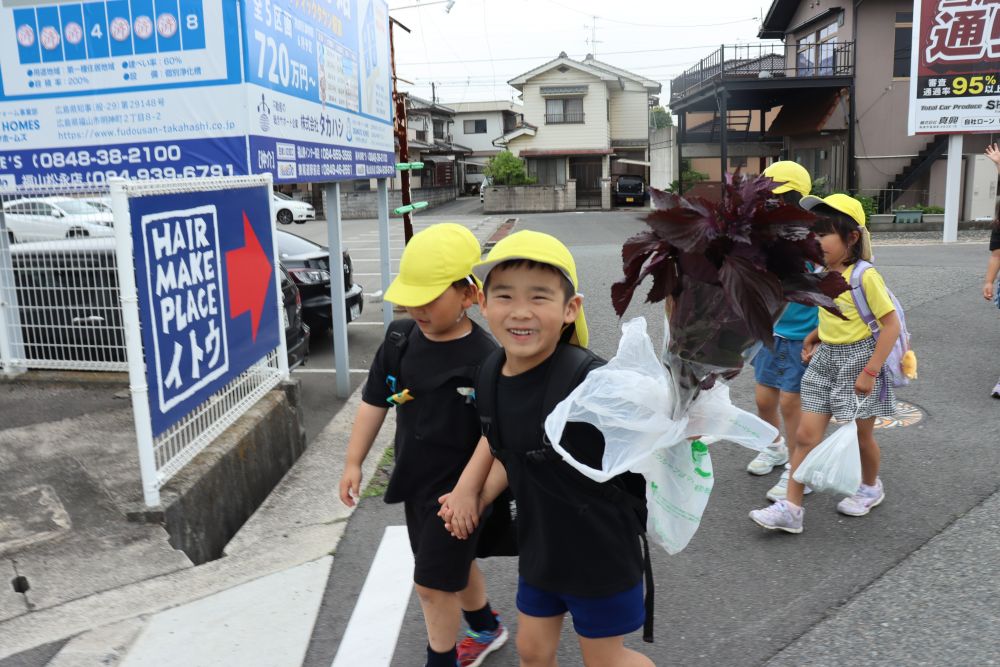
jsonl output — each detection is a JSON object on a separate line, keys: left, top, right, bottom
{"left": 325, "top": 182, "right": 352, "bottom": 398}
{"left": 944, "top": 134, "right": 963, "bottom": 243}
{"left": 376, "top": 178, "right": 393, "bottom": 330}
{"left": 110, "top": 178, "right": 160, "bottom": 508}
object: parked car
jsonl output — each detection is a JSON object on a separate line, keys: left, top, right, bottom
{"left": 82, "top": 197, "right": 113, "bottom": 213}
{"left": 613, "top": 175, "right": 646, "bottom": 206}
{"left": 275, "top": 229, "right": 363, "bottom": 333}
{"left": 2, "top": 197, "right": 115, "bottom": 243}
{"left": 273, "top": 192, "right": 316, "bottom": 225}
{"left": 9, "top": 237, "right": 310, "bottom": 370}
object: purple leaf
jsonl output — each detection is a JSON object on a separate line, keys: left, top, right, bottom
{"left": 649, "top": 188, "right": 681, "bottom": 211}
{"left": 718, "top": 255, "right": 786, "bottom": 342}
{"left": 645, "top": 202, "right": 719, "bottom": 253}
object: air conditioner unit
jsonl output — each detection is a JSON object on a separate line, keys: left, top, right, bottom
{"left": 964, "top": 154, "right": 998, "bottom": 221}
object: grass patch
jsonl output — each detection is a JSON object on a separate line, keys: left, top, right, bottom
{"left": 361, "top": 445, "right": 394, "bottom": 499}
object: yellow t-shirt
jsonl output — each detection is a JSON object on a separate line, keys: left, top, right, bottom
{"left": 818, "top": 264, "right": 896, "bottom": 344}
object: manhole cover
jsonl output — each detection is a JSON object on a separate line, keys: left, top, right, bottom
{"left": 833, "top": 401, "right": 924, "bottom": 430}
{"left": 0, "top": 485, "right": 71, "bottom": 556}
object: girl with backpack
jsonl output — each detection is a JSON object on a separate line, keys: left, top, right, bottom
{"left": 750, "top": 194, "right": 901, "bottom": 534}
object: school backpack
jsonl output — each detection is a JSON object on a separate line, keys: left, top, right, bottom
{"left": 849, "top": 260, "right": 916, "bottom": 391}
{"left": 475, "top": 343, "right": 655, "bottom": 643}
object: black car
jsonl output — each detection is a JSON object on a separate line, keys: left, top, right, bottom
{"left": 9, "top": 237, "right": 310, "bottom": 370}
{"left": 275, "top": 230, "right": 363, "bottom": 333}
{"left": 614, "top": 175, "right": 647, "bottom": 206}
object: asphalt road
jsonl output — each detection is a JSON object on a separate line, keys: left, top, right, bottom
{"left": 303, "top": 210, "right": 1000, "bottom": 666}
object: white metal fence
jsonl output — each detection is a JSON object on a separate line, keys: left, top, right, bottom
{"left": 0, "top": 183, "right": 126, "bottom": 374}
{"left": 1, "top": 177, "right": 289, "bottom": 506}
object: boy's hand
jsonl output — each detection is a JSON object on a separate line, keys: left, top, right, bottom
{"left": 801, "top": 341, "right": 818, "bottom": 364}
{"left": 440, "top": 490, "right": 480, "bottom": 539}
{"left": 984, "top": 280, "right": 995, "bottom": 302}
{"left": 854, "top": 370, "right": 876, "bottom": 396}
{"left": 986, "top": 143, "right": 1000, "bottom": 168}
{"left": 339, "top": 464, "right": 362, "bottom": 507}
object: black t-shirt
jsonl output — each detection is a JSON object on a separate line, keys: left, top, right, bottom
{"left": 990, "top": 225, "right": 1000, "bottom": 251}
{"left": 362, "top": 320, "right": 498, "bottom": 504}
{"left": 494, "top": 353, "right": 645, "bottom": 598}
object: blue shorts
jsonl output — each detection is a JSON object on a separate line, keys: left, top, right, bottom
{"left": 516, "top": 577, "right": 645, "bottom": 639}
{"left": 752, "top": 336, "right": 807, "bottom": 393}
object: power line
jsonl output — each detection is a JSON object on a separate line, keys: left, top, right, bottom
{"left": 541, "top": 0, "right": 757, "bottom": 29}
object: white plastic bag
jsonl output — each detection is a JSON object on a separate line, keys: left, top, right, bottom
{"left": 643, "top": 440, "right": 714, "bottom": 555}
{"left": 545, "top": 317, "right": 689, "bottom": 482}
{"left": 685, "top": 383, "right": 777, "bottom": 452}
{"left": 792, "top": 421, "right": 862, "bottom": 496}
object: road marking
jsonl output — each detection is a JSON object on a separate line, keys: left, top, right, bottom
{"left": 332, "top": 526, "right": 414, "bottom": 667}
{"left": 293, "top": 368, "right": 371, "bottom": 374}
{"left": 123, "top": 558, "right": 333, "bottom": 667}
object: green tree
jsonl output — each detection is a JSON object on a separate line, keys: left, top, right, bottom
{"left": 650, "top": 105, "right": 674, "bottom": 129}
{"left": 667, "top": 159, "right": 708, "bottom": 194}
{"left": 484, "top": 150, "right": 533, "bottom": 185}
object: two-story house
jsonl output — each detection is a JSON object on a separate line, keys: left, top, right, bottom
{"left": 497, "top": 53, "right": 662, "bottom": 208}
{"left": 670, "top": 0, "right": 997, "bottom": 215}
{"left": 449, "top": 101, "right": 522, "bottom": 194}
{"left": 395, "top": 93, "right": 471, "bottom": 193}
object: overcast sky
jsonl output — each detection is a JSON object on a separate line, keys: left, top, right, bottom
{"left": 389, "top": 0, "right": 778, "bottom": 107}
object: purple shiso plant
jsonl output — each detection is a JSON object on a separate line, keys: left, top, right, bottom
{"left": 611, "top": 173, "right": 850, "bottom": 414}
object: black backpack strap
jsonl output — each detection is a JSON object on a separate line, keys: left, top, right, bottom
{"left": 475, "top": 347, "right": 507, "bottom": 458}
{"left": 382, "top": 319, "right": 417, "bottom": 403}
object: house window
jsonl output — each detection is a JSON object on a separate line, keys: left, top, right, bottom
{"left": 433, "top": 119, "right": 445, "bottom": 140}
{"left": 527, "top": 158, "right": 567, "bottom": 185}
{"left": 893, "top": 13, "right": 912, "bottom": 78}
{"left": 545, "top": 98, "right": 584, "bottom": 124}
{"left": 464, "top": 119, "right": 487, "bottom": 134}
{"left": 797, "top": 20, "right": 839, "bottom": 76}
{"left": 465, "top": 163, "right": 482, "bottom": 175}
{"left": 415, "top": 130, "right": 428, "bottom": 142}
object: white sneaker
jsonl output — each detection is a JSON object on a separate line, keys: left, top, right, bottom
{"left": 747, "top": 438, "right": 788, "bottom": 475}
{"left": 749, "top": 499, "right": 804, "bottom": 534}
{"left": 836, "top": 478, "right": 885, "bottom": 516}
{"left": 766, "top": 466, "right": 814, "bottom": 501}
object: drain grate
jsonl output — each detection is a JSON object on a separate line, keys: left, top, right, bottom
{"left": 11, "top": 575, "right": 29, "bottom": 594}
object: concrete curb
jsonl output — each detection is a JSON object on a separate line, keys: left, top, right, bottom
{"left": 0, "top": 384, "right": 393, "bottom": 660}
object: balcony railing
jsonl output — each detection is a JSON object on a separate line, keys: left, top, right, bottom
{"left": 545, "top": 113, "right": 585, "bottom": 124}
{"left": 671, "top": 42, "right": 855, "bottom": 103}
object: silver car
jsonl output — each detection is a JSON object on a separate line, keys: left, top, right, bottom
{"left": 2, "top": 197, "right": 115, "bottom": 243}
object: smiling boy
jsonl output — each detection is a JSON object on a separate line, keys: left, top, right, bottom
{"left": 443, "top": 231, "right": 652, "bottom": 667}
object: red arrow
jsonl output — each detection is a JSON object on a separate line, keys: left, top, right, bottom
{"left": 226, "top": 212, "right": 273, "bottom": 342}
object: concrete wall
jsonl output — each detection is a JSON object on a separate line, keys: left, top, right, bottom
{"left": 483, "top": 180, "right": 577, "bottom": 213}
{"left": 650, "top": 126, "right": 678, "bottom": 191}
{"left": 324, "top": 185, "right": 458, "bottom": 219}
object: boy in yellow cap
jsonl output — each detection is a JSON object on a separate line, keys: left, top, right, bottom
{"left": 441, "top": 231, "right": 653, "bottom": 667}
{"left": 338, "top": 223, "right": 507, "bottom": 667}
{"left": 747, "top": 161, "right": 819, "bottom": 504}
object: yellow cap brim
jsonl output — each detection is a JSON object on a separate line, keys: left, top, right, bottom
{"left": 383, "top": 278, "right": 452, "bottom": 307}
{"left": 570, "top": 304, "right": 589, "bottom": 348}
{"left": 770, "top": 182, "right": 795, "bottom": 195}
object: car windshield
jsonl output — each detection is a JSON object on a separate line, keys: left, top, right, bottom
{"left": 619, "top": 176, "right": 642, "bottom": 184}
{"left": 54, "top": 199, "right": 102, "bottom": 215}
{"left": 276, "top": 231, "right": 324, "bottom": 256}
{"left": 87, "top": 200, "right": 112, "bottom": 212}
{"left": 273, "top": 192, "right": 292, "bottom": 200}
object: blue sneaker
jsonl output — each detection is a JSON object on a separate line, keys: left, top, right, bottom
{"left": 456, "top": 613, "right": 508, "bottom": 667}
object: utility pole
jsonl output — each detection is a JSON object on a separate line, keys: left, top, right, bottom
{"left": 390, "top": 17, "right": 415, "bottom": 242}
{"left": 431, "top": 81, "right": 436, "bottom": 104}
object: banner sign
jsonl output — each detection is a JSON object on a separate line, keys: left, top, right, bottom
{"left": 909, "top": 0, "right": 1000, "bottom": 135}
{"left": 0, "top": 0, "right": 394, "bottom": 186}
{"left": 129, "top": 184, "right": 280, "bottom": 436}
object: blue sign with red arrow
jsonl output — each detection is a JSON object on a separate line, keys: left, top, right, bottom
{"left": 129, "top": 184, "right": 280, "bottom": 437}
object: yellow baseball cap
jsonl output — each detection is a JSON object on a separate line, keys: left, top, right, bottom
{"left": 763, "top": 161, "right": 812, "bottom": 196}
{"left": 383, "top": 223, "right": 482, "bottom": 307}
{"left": 800, "top": 193, "right": 873, "bottom": 261}
{"left": 473, "top": 230, "right": 589, "bottom": 348}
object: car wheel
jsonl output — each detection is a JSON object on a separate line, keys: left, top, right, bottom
{"left": 277, "top": 209, "right": 294, "bottom": 225}
{"left": 67, "top": 228, "right": 89, "bottom": 238}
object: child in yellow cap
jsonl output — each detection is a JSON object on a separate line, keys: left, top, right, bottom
{"left": 751, "top": 194, "right": 901, "bottom": 534}
{"left": 441, "top": 231, "right": 653, "bottom": 667}
{"left": 337, "top": 223, "right": 507, "bottom": 667}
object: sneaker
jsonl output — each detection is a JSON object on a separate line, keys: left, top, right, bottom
{"left": 837, "top": 479, "right": 885, "bottom": 517}
{"left": 457, "top": 613, "right": 508, "bottom": 667}
{"left": 749, "top": 500, "right": 803, "bottom": 534}
{"left": 766, "top": 466, "right": 814, "bottom": 502}
{"left": 747, "top": 438, "right": 788, "bottom": 475}
{"left": 992, "top": 378, "right": 1000, "bottom": 399}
